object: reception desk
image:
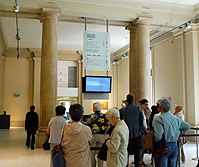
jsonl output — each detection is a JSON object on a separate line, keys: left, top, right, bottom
{"left": 0, "top": 115, "right": 10, "bottom": 129}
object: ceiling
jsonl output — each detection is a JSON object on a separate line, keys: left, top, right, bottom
{"left": 0, "top": 0, "right": 199, "bottom": 55}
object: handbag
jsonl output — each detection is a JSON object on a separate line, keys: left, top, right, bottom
{"left": 142, "top": 130, "right": 154, "bottom": 153}
{"left": 97, "top": 140, "right": 108, "bottom": 161}
{"left": 43, "top": 139, "right": 50, "bottom": 150}
{"left": 51, "top": 127, "right": 66, "bottom": 167}
{"left": 97, "top": 125, "right": 115, "bottom": 161}
{"left": 52, "top": 144, "right": 65, "bottom": 167}
{"left": 43, "top": 134, "right": 50, "bottom": 150}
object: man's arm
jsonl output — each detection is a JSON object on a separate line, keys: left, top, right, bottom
{"left": 153, "top": 118, "right": 164, "bottom": 142}
{"left": 179, "top": 120, "right": 191, "bottom": 135}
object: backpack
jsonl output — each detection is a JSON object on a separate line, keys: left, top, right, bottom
{"left": 141, "top": 130, "right": 154, "bottom": 153}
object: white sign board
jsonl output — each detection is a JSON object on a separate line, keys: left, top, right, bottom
{"left": 83, "top": 31, "right": 110, "bottom": 71}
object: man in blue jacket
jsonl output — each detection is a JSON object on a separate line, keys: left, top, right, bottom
{"left": 123, "top": 94, "right": 144, "bottom": 167}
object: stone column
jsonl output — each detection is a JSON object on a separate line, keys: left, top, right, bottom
{"left": 137, "top": 19, "right": 151, "bottom": 103}
{"left": 40, "top": 8, "right": 61, "bottom": 128}
{"left": 126, "top": 17, "right": 151, "bottom": 105}
{"left": 125, "top": 23, "right": 138, "bottom": 105}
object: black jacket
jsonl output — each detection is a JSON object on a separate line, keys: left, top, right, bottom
{"left": 25, "top": 110, "right": 39, "bottom": 131}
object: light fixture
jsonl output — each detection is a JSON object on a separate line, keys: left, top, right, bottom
{"left": 13, "top": 0, "right": 20, "bottom": 59}
{"left": 112, "top": 59, "right": 117, "bottom": 65}
{"left": 13, "top": 0, "right": 19, "bottom": 13}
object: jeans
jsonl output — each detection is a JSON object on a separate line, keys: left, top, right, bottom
{"left": 155, "top": 142, "right": 178, "bottom": 167}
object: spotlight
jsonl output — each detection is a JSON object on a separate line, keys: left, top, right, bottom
{"left": 13, "top": 0, "right": 19, "bottom": 13}
{"left": 187, "top": 21, "right": 192, "bottom": 29}
{"left": 112, "top": 59, "right": 118, "bottom": 65}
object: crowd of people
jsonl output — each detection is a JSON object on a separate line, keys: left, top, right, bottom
{"left": 25, "top": 94, "right": 191, "bottom": 167}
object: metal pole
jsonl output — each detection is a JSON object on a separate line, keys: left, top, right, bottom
{"left": 192, "top": 127, "right": 199, "bottom": 160}
{"left": 106, "top": 19, "right": 108, "bottom": 32}
{"left": 85, "top": 17, "right": 87, "bottom": 31}
{"left": 178, "top": 142, "right": 181, "bottom": 167}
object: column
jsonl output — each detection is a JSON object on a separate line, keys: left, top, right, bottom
{"left": 125, "top": 23, "right": 138, "bottom": 105}
{"left": 126, "top": 17, "right": 151, "bottom": 105}
{"left": 40, "top": 8, "right": 61, "bottom": 128}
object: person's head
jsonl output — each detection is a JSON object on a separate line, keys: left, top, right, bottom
{"left": 126, "top": 94, "right": 134, "bottom": 104}
{"left": 139, "top": 99, "right": 149, "bottom": 110}
{"left": 156, "top": 99, "right": 162, "bottom": 112}
{"left": 121, "top": 100, "right": 126, "bottom": 108}
{"left": 151, "top": 105, "right": 159, "bottom": 115}
{"left": 175, "top": 105, "right": 184, "bottom": 113}
{"left": 106, "top": 108, "right": 120, "bottom": 126}
{"left": 30, "top": 105, "right": 35, "bottom": 111}
{"left": 93, "top": 102, "right": 102, "bottom": 112}
{"left": 56, "top": 105, "right": 66, "bottom": 116}
{"left": 69, "top": 104, "right": 84, "bottom": 122}
{"left": 159, "top": 98, "right": 171, "bottom": 112}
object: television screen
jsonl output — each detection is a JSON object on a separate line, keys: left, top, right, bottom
{"left": 82, "top": 76, "right": 112, "bottom": 93}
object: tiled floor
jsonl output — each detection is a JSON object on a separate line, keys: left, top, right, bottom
{"left": 0, "top": 127, "right": 198, "bottom": 167}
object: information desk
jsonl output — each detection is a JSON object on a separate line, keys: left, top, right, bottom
{"left": 0, "top": 115, "right": 10, "bottom": 129}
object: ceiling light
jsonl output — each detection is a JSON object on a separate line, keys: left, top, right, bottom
{"left": 13, "top": 0, "right": 19, "bottom": 13}
{"left": 14, "top": 0, "right": 20, "bottom": 59}
{"left": 112, "top": 59, "right": 117, "bottom": 65}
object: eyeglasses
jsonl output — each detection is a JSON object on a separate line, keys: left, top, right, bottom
{"left": 144, "top": 104, "right": 149, "bottom": 106}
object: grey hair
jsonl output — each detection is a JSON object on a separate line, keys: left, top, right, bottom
{"left": 106, "top": 108, "right": 120, "bottom": 119}
{"left": 159, "top": 98, "right": 171, "bottom": 112}
{"left": 93, "top": 102, "right": 102, "bottom": 111}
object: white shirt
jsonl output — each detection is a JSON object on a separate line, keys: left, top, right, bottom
{"left": 48, "top": 116, "right": 68, "bottom": 143}
{"left": 175, "top": 111, "right": 184, "bottom": 120}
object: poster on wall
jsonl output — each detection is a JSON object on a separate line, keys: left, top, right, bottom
{"left": 83, "top": 31, "right": 110, "bottom": 71}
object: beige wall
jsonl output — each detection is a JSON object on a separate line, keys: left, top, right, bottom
{"left": 118, "top": 58, "right": 129, "bottom": 108}
{"left": 150, "top": 26, "right": 199, "bottom": 126}
{"left": 152, "top": 37, "right": 178, "bottom": 112}
{"left": 4, "top": 57, "right": 33, "bottom": 126}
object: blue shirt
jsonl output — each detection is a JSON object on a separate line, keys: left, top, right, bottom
{"left": 154, "top": 112, "right": 191, "bottom": 142}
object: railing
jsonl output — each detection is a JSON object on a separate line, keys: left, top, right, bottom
{"left": 178, "top": 127, "right": 199, "bottom": 167}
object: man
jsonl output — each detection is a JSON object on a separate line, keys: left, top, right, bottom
{"left": 25, "top": 105, "right": 39, "bottom": 150}
{"left": 123, "top": 94, "right": 144, "bottom": 167}
{"left": 153, "top": 99, "right": 191, "bottom": 167}
{"left": 47, "top": 105, "right": 68, "bottom": 167}
{"left": 174, "top": 105, "right": 186, "bottom": 163}
{"left": 84, "top": 102, "right": 109, "bottom": 167}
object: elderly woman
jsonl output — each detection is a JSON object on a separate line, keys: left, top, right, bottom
{"left": 105, "top": 108, "right": 129, "bottom": 167}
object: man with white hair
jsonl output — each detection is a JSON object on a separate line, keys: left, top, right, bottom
{"left": 153, "top": 98, "right": 191, "bottom": 167}
{"left": 105, "top": 108, "right": 129, "bottom": 167}
{"left": 84, "top": 102, "right": 109, "bottom": 167}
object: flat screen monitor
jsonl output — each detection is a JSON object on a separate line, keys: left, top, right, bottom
{"left": 82, "top": 76, "right": 112, "bottom": 93}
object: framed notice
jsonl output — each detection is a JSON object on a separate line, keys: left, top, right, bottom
{"left": 83, "top": 31, "right": 110, "bottom": 71}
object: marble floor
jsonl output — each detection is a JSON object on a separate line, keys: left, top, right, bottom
{"left": 0, "top": 127, "right": 198, "bottom": 167}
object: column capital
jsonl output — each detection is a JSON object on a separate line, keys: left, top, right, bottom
{"left": 133, "top": 17, "right": 153, "bottom": 26}
{"left": 40, "top": 8, "right": 61, "bottom": 22}
{"left": 125, "top": 23, "right": 137, "bottom": 31}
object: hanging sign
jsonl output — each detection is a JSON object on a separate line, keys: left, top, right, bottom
{"left": 83, "top": 31, "right": 110, "bottom": 71}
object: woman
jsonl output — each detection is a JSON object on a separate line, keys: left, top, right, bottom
{"left": 139, "top": 99, "right": 151, "bottom": 131}
{"left": 139, "top": 99, "right": 151, "bottom": 167}
{"left": 62, "top": 104, "right": 93, "bottom": 167}
{"left": 105, "top": 108, "right": 129, "bottom": 167}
